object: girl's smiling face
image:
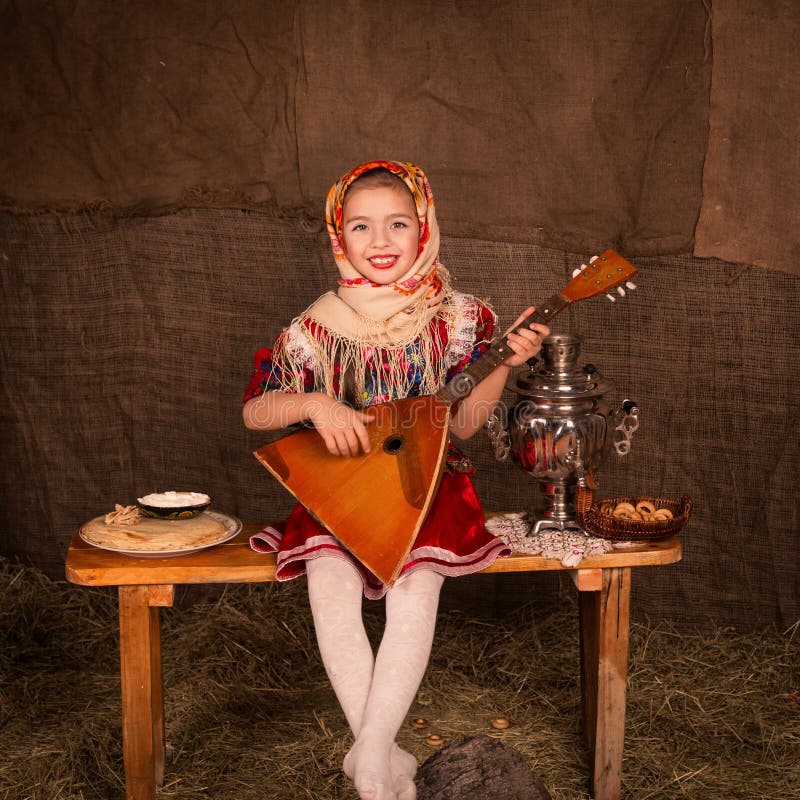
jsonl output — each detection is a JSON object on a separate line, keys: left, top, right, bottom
{"left": 341, "top": 184, "right": 420, "bottom": 285}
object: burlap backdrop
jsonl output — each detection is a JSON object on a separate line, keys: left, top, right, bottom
{"left": 4, "top": 1, "right": 797, "bottom": 275}
{"left": 2, "top": 208, "right": 798, "bottom": 630}
{"left": 2, "top": 0, "right": 799, "bottom": 628}
{"left": 0, "top": 0, "right": 710, "bottom": 256}
{"left": 695, "top": 0, "right": 800, "bottom": 273}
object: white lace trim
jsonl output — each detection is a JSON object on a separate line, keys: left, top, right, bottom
{"left": 446, "top": 292, "right": 491, "bottom": 368}
{"left": 280, "top": 320, "right": 316, "bottom": 369}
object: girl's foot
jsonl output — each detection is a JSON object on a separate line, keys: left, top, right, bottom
{"left": 390, "top": 743, "right": 417, "bottom": 778}
{"left": 393, "top": 773, "right": 416, "bottom": 800}
{"left": 344, "top": 738, "right": 396, "bottom": 800}
{"left": 391, "top": 744, "right": 417, "bottom": 800}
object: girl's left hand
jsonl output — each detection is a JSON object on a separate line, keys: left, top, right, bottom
{"left": 502, "top": 306, "right": 550, "bottom": 367}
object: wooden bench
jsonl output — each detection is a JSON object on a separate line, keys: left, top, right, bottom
{"left": 65, "top": 522, "right": 682, "bottom": 800}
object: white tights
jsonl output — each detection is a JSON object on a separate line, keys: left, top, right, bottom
{"left": 306, "top": 556, "right": 443, "bottom": 800}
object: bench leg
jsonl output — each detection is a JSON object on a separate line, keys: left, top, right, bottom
{"left": 119, "top": 585, "right": 169, "bottom": 800}
{"left": 579, "top": 567, "right": 631, "bottom": 800}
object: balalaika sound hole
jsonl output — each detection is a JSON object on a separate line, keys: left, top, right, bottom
{"left": 383, "top": 435, "right": 405, "bottom": 455}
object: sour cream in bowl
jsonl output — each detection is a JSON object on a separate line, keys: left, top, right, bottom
{"left": 137, "top": 491, "right": 211, "bottom": 519}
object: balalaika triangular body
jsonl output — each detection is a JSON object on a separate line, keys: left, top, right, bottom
{"left": 254, "top": 395, "right": 452, "bottom": 585}
{"left": 254, "top": 250, "right": 638, "bottom": 586}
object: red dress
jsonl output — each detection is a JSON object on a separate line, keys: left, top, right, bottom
{"left": 243, "top": 294, "right": 510, "bottom": 599}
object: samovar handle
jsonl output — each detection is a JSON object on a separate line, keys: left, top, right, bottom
{"left": 486, "top": 404, "right": 511, "bottom": 462}
{"left": 613, "top": 399, "right": 640, "bottom": 456}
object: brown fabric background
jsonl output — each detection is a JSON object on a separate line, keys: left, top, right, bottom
{"left": 0, "top": 1, "right": 303, "bottom": 210}
{"left": 1, "top": 1, "right": 711, "bottom": 256}
{"left": 694, "top": 0, "right": 800, "bottom": 275}
{"left": 293, "top": 0, "right": 711, "bottom": 255}
{"left": 5, "top": 0, "right": 797, "bottom": 273}
{"left": 2, "top": 209, "right": 798, "bottom": 630}
{"left": 2, "top": 1, "right": 799, "bottom": 628}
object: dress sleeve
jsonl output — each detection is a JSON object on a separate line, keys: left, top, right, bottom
{"left": 242, "top": 324, "right": 317, "bottom": 403}
{"left": 446, "top": 299, "right": 496, "bottom": 382}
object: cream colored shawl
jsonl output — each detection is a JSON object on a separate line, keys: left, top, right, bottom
{"left": 273, "top": 160, "right": 460, "bottom": 403}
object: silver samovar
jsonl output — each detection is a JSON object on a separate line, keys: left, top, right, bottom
{"left": 487, "top": 333, "right": 639, "bottom": 534}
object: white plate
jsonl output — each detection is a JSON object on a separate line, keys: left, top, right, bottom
{"left": 80, "top": 510, "right": 242, "bottom": 558}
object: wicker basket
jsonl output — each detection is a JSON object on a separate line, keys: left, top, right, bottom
{"left": 575, "top": 486, "right": 692, "bottom": 542}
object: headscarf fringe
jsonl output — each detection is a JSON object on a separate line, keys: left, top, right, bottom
{"left": 269, "top": 282, "right": 463, "bottom": 406}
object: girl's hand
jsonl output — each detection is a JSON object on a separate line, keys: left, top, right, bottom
{"left": 305, "top": 394, "right": 373, "bottom": 457}
{"left": 502, "top": 306, "right": 550, "bottom": 367}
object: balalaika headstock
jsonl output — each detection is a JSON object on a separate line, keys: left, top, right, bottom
{"left": 527, "top": 249, "right": 638, "bottom": 322}
{"left": 562, "top": 250, "right": 638, "bottom": 304}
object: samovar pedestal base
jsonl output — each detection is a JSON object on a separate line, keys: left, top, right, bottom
{"left": 529, "top": 517, "right": 587, "bottom": 536}
{"left": 529, "top": 482, "right": 587, "bottom": 536}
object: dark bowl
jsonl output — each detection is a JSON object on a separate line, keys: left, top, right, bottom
{"left": 136, "top": 492, "right": 211, "bottom": 520}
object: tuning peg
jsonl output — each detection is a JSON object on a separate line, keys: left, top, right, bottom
{"left": 572, "top": 268, "right": 582, "bottom": 278}
{"left": 589, "top": 255, "right": 599, "bottom": 263}
{"left": 606, "top": 293, "right": 617, "bottom": 303}
{"left": 625, "top": 281, "right": 637, "bottom": 290}
{"left": 617, "top": 286, "right": 626, "bottom": 297}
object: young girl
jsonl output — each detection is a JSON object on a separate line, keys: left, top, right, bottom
{"left": 242, "top": 160, "right": 549, "bottom": 800}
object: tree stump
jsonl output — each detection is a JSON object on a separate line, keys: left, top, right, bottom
{"left": 416, "top": 735, "right": 553, "bottom": 800}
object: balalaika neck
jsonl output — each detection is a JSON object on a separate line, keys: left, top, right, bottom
{"left": 436, "top": 292, "right": 570, "bottom": 405}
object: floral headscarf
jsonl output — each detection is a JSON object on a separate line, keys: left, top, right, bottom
{"left": 326, "top": 160, "right": 434, "bottom": 285}
{"left": 312, "top": 159, "right": 450, "bottom": 340}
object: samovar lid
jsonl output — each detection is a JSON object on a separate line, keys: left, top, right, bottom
{"left": 507, "top": 333, "right": 613, "bottom": 399}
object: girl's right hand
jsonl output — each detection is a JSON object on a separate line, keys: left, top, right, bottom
{"left": 305, "top": 394, "right": 373, "bottom": 457}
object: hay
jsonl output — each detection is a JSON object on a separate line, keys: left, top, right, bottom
{"left": 1, "top": 556, "right": 797, "bottom": 800}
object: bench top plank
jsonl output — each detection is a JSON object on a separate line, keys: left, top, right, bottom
{"left": 65, "top": 523, "right": 682, "bottom": 587}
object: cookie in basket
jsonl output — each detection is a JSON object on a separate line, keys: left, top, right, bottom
{"left": 579, "top": 494, "right": 692, "bottom": 542}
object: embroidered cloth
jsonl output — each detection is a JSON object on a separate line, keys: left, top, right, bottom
{"left": 485, "top": 513, "right": 615, "bottom": 568}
